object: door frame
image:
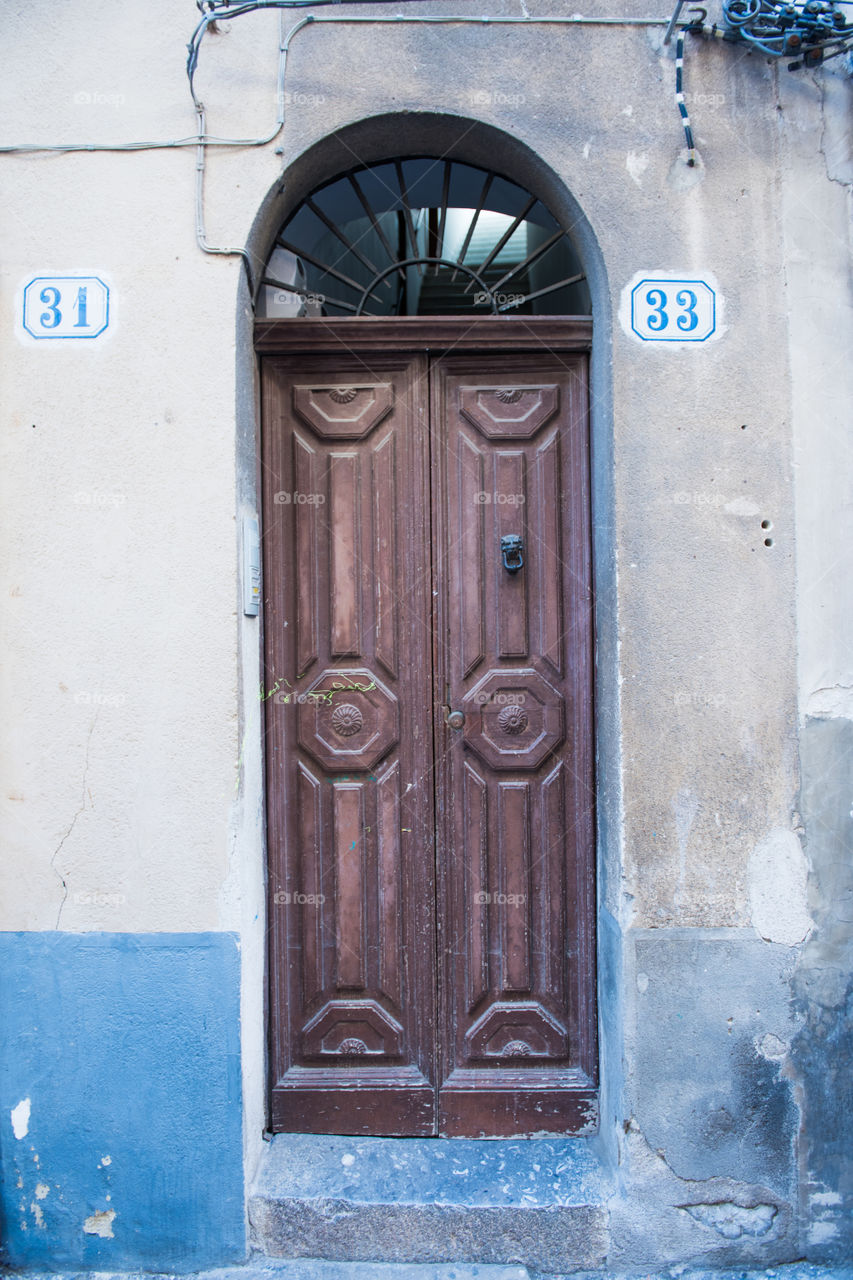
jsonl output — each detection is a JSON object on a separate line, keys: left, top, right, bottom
{"left": 255, "top": 315, "right": 597, "bottom": 1135}
{"left": 254, "top": 316, "right": 593, "bottom": 355}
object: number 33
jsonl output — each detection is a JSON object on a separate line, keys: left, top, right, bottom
{"left": 644, "top": 287, "right": 698, "bottom": 332}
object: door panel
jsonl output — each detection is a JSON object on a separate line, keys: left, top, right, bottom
{"left": 262, "top": 355, "right": 436, "bottom": 1135}
{"left": 432, "top": 355, "right": 597, "bottom": 1136}
{"left": 262, "top": 345, "right": 596, "bottom": 1138}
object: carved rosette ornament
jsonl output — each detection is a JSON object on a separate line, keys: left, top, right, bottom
{"left": 498, "top": 705, "right": 529, "bottom": 735}
{"left": 339, "top": 1037, "right": 367, "bottom": 1055}
{"left": 494, "top": 388, "right": 525, "bottom": 403}
{"left": 331, "top": 704, "right": 363, "bottom": 737}
{"left": 502, "top": 1040, "right": 531, "bottom": 1057}
{"left": 327, "top": 387, "right": 359, "bottom": 404}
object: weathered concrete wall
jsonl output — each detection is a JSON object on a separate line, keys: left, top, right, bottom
{"left": 790, "top": 720, "right": 853, "bottom": 1260}
{"left": 0, "top": 0, "right": 850, "bottom": 1270}
{"left": 781, "top": 58, "right": 853, "bottom": 1264}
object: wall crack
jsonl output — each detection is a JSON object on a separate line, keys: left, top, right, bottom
{"left": 50, "top": 707, "right": 100, "bottom": 929}
{"left": 813, "top": 70, "right": 853, "bottom": 190}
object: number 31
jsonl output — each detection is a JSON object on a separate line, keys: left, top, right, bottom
{"left": 38, "top": 285, "right": 90, "bottom": 329}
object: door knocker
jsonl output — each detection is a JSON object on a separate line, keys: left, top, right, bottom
{"left": 500, "top": 534, "right": 524, "bottom": 574}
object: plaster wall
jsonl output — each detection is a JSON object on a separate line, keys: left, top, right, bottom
{"left": 0, "top": 0, "right": 849, "bottom": 1270}
{"left": 779, "top": 62, "right": 853, "bottom": 1261}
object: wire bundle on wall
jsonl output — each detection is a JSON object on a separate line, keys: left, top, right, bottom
{"left": 666, "top": 0, "right": 852, "bottom": 167}
{"left": 687, "top": 0, "right": 853, "bottom": 67}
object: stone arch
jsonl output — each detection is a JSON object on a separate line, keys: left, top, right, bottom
{"left": 236, "top": 109, "right": 622, "bottom": 1158}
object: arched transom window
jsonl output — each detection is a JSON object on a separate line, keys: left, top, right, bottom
{"left": 258, "top": 157, "right": 590, "bottom": 318}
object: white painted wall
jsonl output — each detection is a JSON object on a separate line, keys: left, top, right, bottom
{"left": 781, "top": 67, "right": 853, "bottom": 726}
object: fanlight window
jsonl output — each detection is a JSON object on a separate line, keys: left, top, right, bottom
{"left": 258, "top": 157, "right": 590, "bottom": 318}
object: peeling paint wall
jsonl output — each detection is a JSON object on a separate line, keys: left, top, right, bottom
{"left": 0, "top": 933, "right": 244, "bottom": 1271}
{"left": 0, "top": 0, "right": 850, "bottom": 1271}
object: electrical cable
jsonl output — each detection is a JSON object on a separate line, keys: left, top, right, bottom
{"left": 1, "top": 4, "right": 848, "bottom": 157}
{"left": 0, "top": 4, "right": 684, "bottom": 281}
{"left": 675, "top": 31, "right": 697, "bottom": 166}
{"left": 0, "top": 9, "right": 680, "bottom": 156}
{"left": 3, "top": 1, "right": 850, "bottom": 276}
{"left": 195, "top": 103, "right": 256, "bottom": 284}
{"left": 186, "top": 0, "right": 444, "bottom": 107}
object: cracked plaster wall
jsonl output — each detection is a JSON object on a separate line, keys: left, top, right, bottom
{"left": 780, "top": 54, "right": 853, "bottom": 1265}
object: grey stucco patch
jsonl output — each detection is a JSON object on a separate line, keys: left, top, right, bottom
{"left": 630, "top": 930, "right": 800, "bottom": 1192}
{"left": 749, "top": 828, "right": 813, "bottom": 945}
{"left": 790, "top": 716, "right": 853, "bottom": 1262}
{"left": 606, "top": 1118, "right": 794, "bottom": 1272}
{"left": 679, "top": 1200, "right": 778, "bottom": 1239}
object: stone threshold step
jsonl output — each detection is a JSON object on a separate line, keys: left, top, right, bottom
{"left": 0, "top": 1269, "right": 526, "bottom": 1280}
{"left": 234, "top": 1267, "right": 529, "bottom": 1280}
{"left": 6, "top": 1262, "right": 853, "bottom": 1280}
{"left": 0, "top": 1269, "right": 528, "bottom": 1280}
{"left": 248, "top": 1134, "right": 610, "bottom": 1274}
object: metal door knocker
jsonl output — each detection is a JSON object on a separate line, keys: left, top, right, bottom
{"left": 500, "top": 534, "right": 524, "bottom": 574}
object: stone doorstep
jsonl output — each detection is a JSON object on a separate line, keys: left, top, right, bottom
{"left": 225, "top": 1267, "right": 530, "bottom": 1280}
{"left": 0, "top": 1268, "right": 531, "bottom": 1280}
{"left": 248, "top": 1134, "right": 611, "bottom": 1274}
{"left": 4, "top": 1260, "right": 853, "bottom": 1280}
{"left": 5, "top": 1263, "right": 853, "bottom": 1280}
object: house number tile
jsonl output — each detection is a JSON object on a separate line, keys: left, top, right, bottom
{"left": 20, "top": 274, "right": 110, "bottom": 340}
{"left": 620, "top": 271, "right": 723, "bottom": 344}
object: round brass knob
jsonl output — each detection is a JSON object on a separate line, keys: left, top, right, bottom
{"left": 446, "top": 710, "right": 464, "bottom": 730}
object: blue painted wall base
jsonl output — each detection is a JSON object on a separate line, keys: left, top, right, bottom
{"left": 0, "top": 932, "right": 245, "bottom": 1272}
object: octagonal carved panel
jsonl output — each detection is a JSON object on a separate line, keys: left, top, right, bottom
{"left": 301, "top": 998, "right": 404, "bottom": 1059}
{"left": 461, "top": 668, "right": 564, "bottom": 770}
{"left": 459, "top": 384, "right": 559, "bottom": 440}
{"left": 293, "top": 383, "right": 394, "bottom": 440}
{"left": 297, "top": 667, "right": 399, "bottom": 771}
{"left": 465, "top": 1000, "right": 569, "bottom": 1060}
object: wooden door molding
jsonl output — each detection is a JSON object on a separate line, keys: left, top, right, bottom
{"left": 260, "top": 329, "right": 597, "bottom": 1137}
{"left": 254, "top": 315, "right": 592, "bottom": 354}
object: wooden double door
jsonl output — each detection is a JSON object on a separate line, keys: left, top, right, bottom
{"left": 261, "top": 337, "right": 596, "bottom": 1137}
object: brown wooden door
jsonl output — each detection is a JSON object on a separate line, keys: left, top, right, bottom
{"left": 262, "top": 345, "right": 596, "bottom": 1137}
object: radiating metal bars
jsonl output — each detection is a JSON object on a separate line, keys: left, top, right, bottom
{"left": 270, "top": 158, "right": 587, "bottom": 316}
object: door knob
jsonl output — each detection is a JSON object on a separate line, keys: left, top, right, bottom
{"left": 446, "top": 709, "right": 464, "bottom": 729}
{"left": 501, "top": 533, "right": 524, "bottom": 573}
